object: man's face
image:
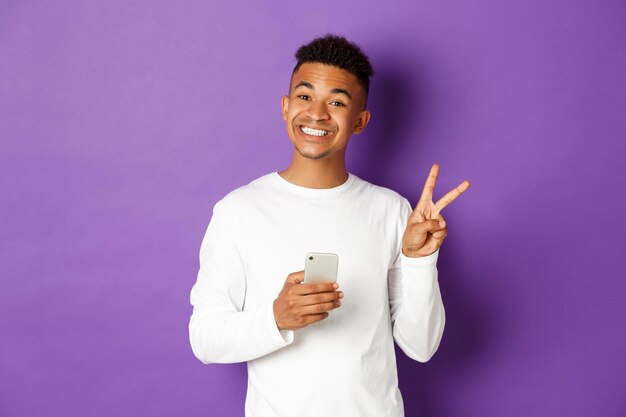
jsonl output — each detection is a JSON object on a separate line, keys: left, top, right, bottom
{"left": 282, "top": 62, "right": 371, "bottom": 161}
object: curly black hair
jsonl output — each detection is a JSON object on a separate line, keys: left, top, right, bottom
{"left": 293, "top": 34, "right": 374, "bottom": 96}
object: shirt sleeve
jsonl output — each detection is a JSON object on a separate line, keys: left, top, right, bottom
{"left": 388, "top": 199, "right": 446, "bottom": 362}
{"left": 188, "top": 199, "right": 294, "bottom": 364}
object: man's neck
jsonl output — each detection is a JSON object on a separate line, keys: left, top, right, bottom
{"left": 279, "top": 152, "right": 348, "bottom": 189}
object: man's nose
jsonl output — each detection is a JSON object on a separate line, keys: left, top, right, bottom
{"left": 306, "top": 100, "right": 330, "bottom": 121}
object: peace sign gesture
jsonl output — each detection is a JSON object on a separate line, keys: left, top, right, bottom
{"left": 402, "top": 164, "right": 470, "bottom": 258}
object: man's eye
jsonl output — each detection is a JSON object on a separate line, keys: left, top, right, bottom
{"left": 297, "top": 95, "right": 311, "bottom": 101}
{"left": 330, "top": 101, "right": 345, "bottom": 107}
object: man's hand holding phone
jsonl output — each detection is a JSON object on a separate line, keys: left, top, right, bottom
{"left": 273, "top": 271, "right": 343, "bottom": 331}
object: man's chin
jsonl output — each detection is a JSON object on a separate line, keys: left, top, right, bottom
{"left": 294, "top": 145, "right": 332, "bottom": 160}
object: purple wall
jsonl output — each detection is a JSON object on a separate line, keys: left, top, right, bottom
{"left": 2, "top": 1, "right": 624, "bottom": 416}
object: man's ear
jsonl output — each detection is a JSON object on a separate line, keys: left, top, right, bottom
{"left": 281, "top": 95, "right": 289, "bottom": 121}
{"left": 353, "top": 109, "right": 371, "bottom": 134}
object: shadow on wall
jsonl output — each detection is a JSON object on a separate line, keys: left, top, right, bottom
{"left": 352, "top": 56, "right": 502, "bottom": 416}
{"left": 349, "top": 57, "right": 427, "bottom": 197}
{"left": 397, "top": 242, "right": 500, "bottom": 417}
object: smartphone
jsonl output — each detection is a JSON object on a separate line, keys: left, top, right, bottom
{"left": 304, "top": 252, "right": 339, "bottom": 283}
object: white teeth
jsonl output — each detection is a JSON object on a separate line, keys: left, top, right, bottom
{"left": 301, "top": 126, "right": 329, "bottom": 137}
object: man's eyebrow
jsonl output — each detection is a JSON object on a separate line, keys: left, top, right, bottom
{"left": 294, "top": 81, "right": 314, "bottom": 90}
{"left": 293, "top": 82, "right": 352, "bottom": 100}
{"left": 331, "top": 88, "right": 352, "bottom": 100}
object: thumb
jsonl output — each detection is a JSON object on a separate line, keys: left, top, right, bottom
{"left": 286, "top": 270, "right": 305, "bottom": 284}
{"left": 414, "top": 219, "right": 446, "bottom": 234}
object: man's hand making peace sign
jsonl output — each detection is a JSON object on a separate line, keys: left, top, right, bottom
{"left": 402, "top": 164, "right": 471, "bottom": 258}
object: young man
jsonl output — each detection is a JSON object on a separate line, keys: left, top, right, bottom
{"left": 189, "top": 35, "right": 469, "bottom": 417}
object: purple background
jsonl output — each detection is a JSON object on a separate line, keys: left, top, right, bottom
{"left": 1, "top": 1, "right": 625, "bottom": 416}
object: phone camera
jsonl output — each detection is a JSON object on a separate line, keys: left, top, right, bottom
{"left": 309, "top": 256, "right": 314, "bottom": 260}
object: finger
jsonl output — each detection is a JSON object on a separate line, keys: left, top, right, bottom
{"left": 431, "top": 227, "right": 447, "bottom": 240}
{"left": 286, "top": 271, "right": 305, "bottom": 284}
{"left": 418, "top": 163, "right": 440, "bottom": 202}
{"left": 293, "top": 282, "right": 339, "bottom": 295}
{"left": 408, "top": 207, "right": 425, "bottom": 223}
{"left": 430, "top": 213, "right": 447, "bottom": 239}
{"left": 300, "top": 291, "right": 343, "bottom": 306}
{"left": 435, "top": 180, "right": 470, "bottom": 211}
{"left": 431, "top": 214, "right": 447, "bottom": 238}
{"left": 299, "top": 313, "right": 329, "bottom": 327}
{"left": 301, "top": 300, "right": 341, "bottom": 315}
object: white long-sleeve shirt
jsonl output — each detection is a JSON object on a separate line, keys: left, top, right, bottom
{"left": 189, "top": 172, "right": 445, "bottom": 417}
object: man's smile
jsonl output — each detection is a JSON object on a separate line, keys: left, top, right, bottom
{"left": 300, "top": 126, "right": 331, "bottom": 137}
